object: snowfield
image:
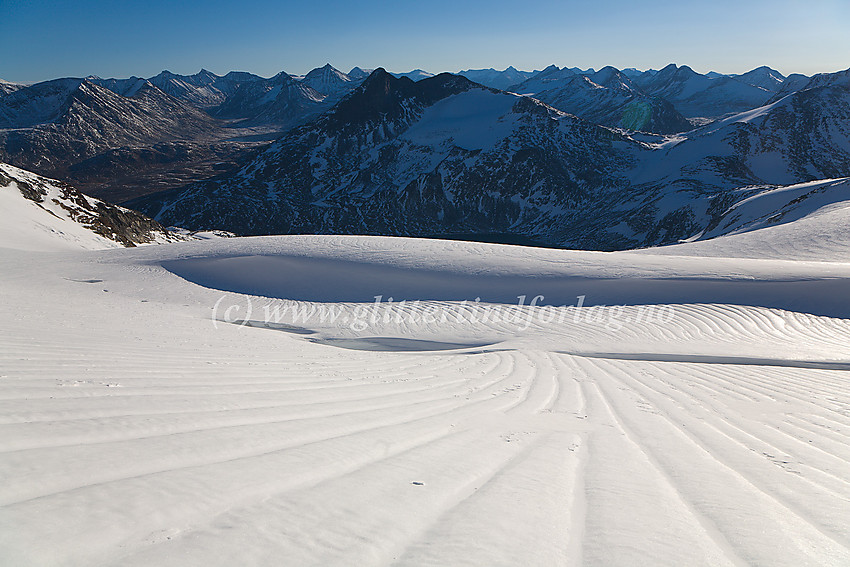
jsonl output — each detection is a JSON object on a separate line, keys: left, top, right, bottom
{"left": 1, "top": 227, "right": 850, "bottom": 564}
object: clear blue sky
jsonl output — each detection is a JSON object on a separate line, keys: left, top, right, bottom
{"left": 1, "top": 0, "right": 848, "bottom": 83}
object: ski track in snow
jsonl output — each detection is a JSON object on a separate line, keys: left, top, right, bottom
{"left": 1, "top": 236, "right": 849, "bottom": 566}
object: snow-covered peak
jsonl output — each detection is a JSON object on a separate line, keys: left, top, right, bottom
{"left": 146, "top": 69, "right": 260, "bottom": 108}
{"left": 589, "top": 66, "right": 635, "bottom": 92}
{"left": 301, "top": 64, "right": 356, "bottom": 97}
{"left": 735, "top": 66, "right": 786, "bottom": 92}
{"left": 0, "top": 78, "right": 85, "bottom": 128}
{"left": 510, "top": 66, "right": 577, "bottom": 94}
{"left": 87, "top": 76, "right": 150, "bottom": 97}
{"left": 621, "top": 68, "right": 657, "bottom": 79}
{"left": 635, "top": 63, "right": 773, "bottom": 118}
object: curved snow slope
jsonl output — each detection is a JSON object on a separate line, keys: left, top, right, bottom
{"left": 633, "top": 179, "right": 850, "bottom": 261}
{"left": 0, "top": 164, "right": 120, "bottom": 251}
{"left": 161, "top": 235, "right": 850, "bottom": 318}
{"left": 0, "top": 163, "right": 180, "bottom": 252}
{"left": 1, "top": 235, "right": 849, "bottom": 566}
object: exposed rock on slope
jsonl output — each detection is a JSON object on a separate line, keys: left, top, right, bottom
{"left": 0, "top": 162, "right": 184, "bottom": 250}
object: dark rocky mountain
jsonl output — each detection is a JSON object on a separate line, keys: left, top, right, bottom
{"left": 0, "top": 65, "right": 369, "bottom": 203}
{"left": 514, "top": 66, "right": 693, "bottom": 134}
{"left": 5, "top": 63, "right": 842, "bottom": 251}
{"left": 0, "top": 79, "right": 222, "bottom": 164}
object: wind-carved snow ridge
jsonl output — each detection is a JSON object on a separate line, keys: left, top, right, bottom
{"left": 1, "top": 231, "right": 849, "bottom": 566}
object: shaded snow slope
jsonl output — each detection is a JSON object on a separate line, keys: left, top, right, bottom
{"left": 160, "top": 235, "right": 850, "bottom": 318}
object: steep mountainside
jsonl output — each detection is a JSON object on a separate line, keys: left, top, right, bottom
{"left": 132, "top": 69, "right": 641, "bottom": 249}
{"left": 0, "top": 78, "right": 264, "bottom": 201}
{"left": 0, "top": 66, "right": 367, "bottom": 202}
{"left": 211, "top": 71, "right": 326, "bottom": 126}
{"left": 300, "top": 64, "right": 361, "bottom": 99}
{"left": 634, "top": 64, "right": 774, "bottom": 118}
{"left": 87, "top": 76, "right": 149, "bottom": 97}
{"left": 0, "top": 162, "right": 182, "bottom": 250}
{"left": 6, "top": 63, "right": 843, "bottom": 250}
{"left": 645, "top": 75, "right": 850, "bottom": 187}
{"left": 147, "top": 69, "right": 264, "bottom": 109}
{"left": 0, "top": 79, "right": 224, "bottom": 175}
{"left": 612, "top": 76, "right": 850, "bottom": 246}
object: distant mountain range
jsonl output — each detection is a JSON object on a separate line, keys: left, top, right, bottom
{"left": 129, "top": 66, "right": 850, "bottom": 250}
{"left": 3, "top": 62, "right": 848, "bottom": 250}
{"left": 0, "top": 65, "right": 373, "bottom": 201}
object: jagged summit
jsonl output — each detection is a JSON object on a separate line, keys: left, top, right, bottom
{"left": 512, "top": 66, "right": 691, "bottom": 134}
{"left": 328, "top": 69, "right": 478, "bottom": 130}
{"left": 634, "top": 63, "right": 776, "bottom": 117}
